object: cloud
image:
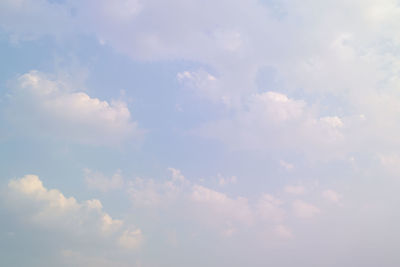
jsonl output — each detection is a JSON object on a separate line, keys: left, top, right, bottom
{"left": 217, "top": 174, "right": 237, "bottom": 186}
{"left": 4, "top": 1, "right": 400, "bottom": 265}
{"left": 177, "top": 70, "right": 224, "bottom": 103}
{"left": 191, "top": 184, "right": 253, "bottom": 226}
{"left": 167, "top": 167, "right": 185, "bottom": 183}
{"left": 292, "top": 200, "right": 320, "bottom": 219}
{"left": 127, "top": 169, "right": 187, "bottom": 207}
{"left": 125, "top": 168, "right": 332, "bottom": 238}
{"left": 6, "top": 70, "right": 142, "bottom": 145}
{"left": 5, "top": 174, "right": 142, "bottom": 250}
{"left": 5, "top": 0, "right": 400, "bottom": 159}
{"left": 84, "top": 169, "right": 124, "bottom": 192}
{"left": 128, "top": 168, "right": 253, "bottom": 229}
{"left": 197, "top": 91, "right": 345, "bottom": 156}
{"left": 127, "top": 168, "right": 294, "bottom": 234}
{"left": 256, "top": 194, "right": 285, "bottom": 222}
{"left": 118, "top": 229, "right": 143, "bottom": 250}
{"left": 322, "top": 189, "right": 342, "bottom": 204}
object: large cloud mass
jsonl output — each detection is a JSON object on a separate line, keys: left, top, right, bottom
{"left": 3, "top": 0, "right": 400, "bottom": 266}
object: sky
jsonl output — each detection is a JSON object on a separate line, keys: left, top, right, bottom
{"left": 1, "top": 0, "right": 400, "bottom": 266}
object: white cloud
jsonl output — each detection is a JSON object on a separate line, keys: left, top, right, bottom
{"left": 292, "top": 200, "right": 320, "bottom": 219}
{"left": 5, "top": 0, "right": 400, "bottom": 159}
{"left": 191, "top": 185, "right": 253, "bottom": 226}
{"left": 3, "top": 1, "right": 400, "bottom": 265}
{"left": 197, "top": 91, "right": 345, "bottom": 155}
{"left": 177, "top": 70, "right": 227, "bottom": 104}
{"left": 217, "top": 174, "right": 237, "bottom": 186}
{"left": 5, "top": 174, "right": 142, "bottom": 249}
{"left": 7, "top": 70, "right": 141, "bottom": 145}
{"left": 167, "top": 167, "right": 185, "bottom": 183}
{"left": 84, "top": 169, "right": 124, "bottom": 192}
{"left": 118, "top": 229, "right": 143, "bottom": 249}
{"left": 127, "top": 169, "right": 255, "bottom": 235}
{"left": 256, "top": 194, "right": 285, "bottom": 222}
{"left": 127, "top": 169, "right": 187, "bottom": 207}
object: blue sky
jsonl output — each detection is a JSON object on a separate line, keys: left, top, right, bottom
{"left": 2, "top": 0, "right": 400, "bottom": 266}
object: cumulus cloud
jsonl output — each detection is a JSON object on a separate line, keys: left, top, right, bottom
{"left": 197, "top": 91, "right": 345, "bottom": 156}
{"left": 4, "top": 0, "right": 400, "bottom": 158}
{"left": 127, "top": 169, "right": 255, "bottom": 236}
{"left": 4, "top": 0, "right": 400, "bottom": 265}
{"left": 191, "top": 184, "right": 253, "bottom": 226}
{"left": 125, "top": 168, "right": 330, "bottom": 239}
{"left": 6, "top": 71, "right": 141, "bottom": 145}
{"left": 5, "top": 174, "right": 142, "bottom": 250}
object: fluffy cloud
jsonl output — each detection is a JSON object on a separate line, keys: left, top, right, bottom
{"left": 191, "top": 184, "right": 253, "bottom": 226}
{"left": 4, "top": 1, "right": 400, "bottom": 265}
{"left": 126, "top": 168, "right": 328, "bottom": 238}
{"left": 4, "top": 0, "right": 400, "bottom": 158}
{"left": 6, "top": 71, "right": 141, "bottom": 145}
{"left": 197, "top": 91, "right": 345, "bottom": 155}
{"left": 5, "top": 174, "right": 142, "bottom": 250}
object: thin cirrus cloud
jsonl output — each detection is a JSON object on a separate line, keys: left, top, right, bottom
{"left": 5, "top": 70, "right": 142, "bottom": 146}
